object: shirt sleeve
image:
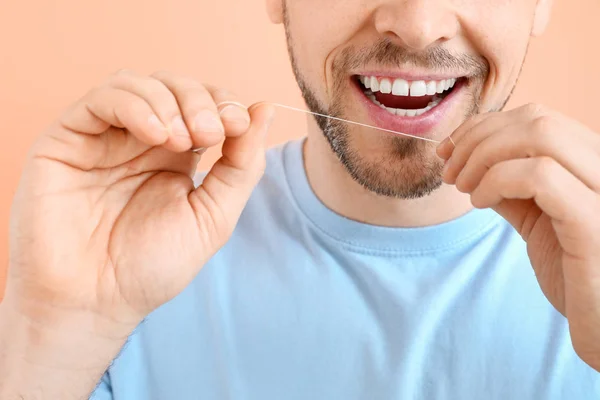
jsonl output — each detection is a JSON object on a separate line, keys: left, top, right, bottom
{"left": 88, "top": 372, "right": 113, "bottom": 400}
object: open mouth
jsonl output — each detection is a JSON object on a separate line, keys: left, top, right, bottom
{"left": 356, "top": 75, "right": 463, "bottom": 117}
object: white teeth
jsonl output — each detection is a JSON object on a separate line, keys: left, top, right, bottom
{"left": 361, "top": 76, "right": 458, "bottom": 118}
{"left": 379, "top": 78, "right": 392, "bottom": 94}
{"left": 426, "top": 81, "right": 437, "bottom": 96}
{"left": 369, "top": 95, "right": 384, "bottom": 108}
{"left": 361, "top": 75, "right": 458, "bottom": 96}
{"left": 392, "top": 79, "right": 410, "bottom": 96}
{"left": 367, "top": 92, "right": 444, "bottom": 118}
{"left": 381, "top": 102, "right": 435, "bottom": 117}
{"left": 436, "top": 81, "right": 446, "bottom": 93}
{"left": 409, "top": 80, "right": 427, "bottom": 97}
{"left": 370, "top": 77, "right": 380, "bottom": 92}
{"left": 360, "top": 76, "right": 456, "bottom": 97}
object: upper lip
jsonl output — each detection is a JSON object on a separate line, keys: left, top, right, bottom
{"left": 353, "top": 70, "right": 466, "bottom": 82}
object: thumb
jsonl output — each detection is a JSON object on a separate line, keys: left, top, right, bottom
{"left": 192, "top": 102, "right": 276, "bottom": 236}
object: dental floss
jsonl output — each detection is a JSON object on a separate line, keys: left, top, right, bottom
{"left": 220, "top": 101, "right": 441, "bottom": 143}
{"left": 268, "top": 103, "right": 441, "bottom": 144}
{"left": 192, "top": 101, "right": 442, "bottom": 154}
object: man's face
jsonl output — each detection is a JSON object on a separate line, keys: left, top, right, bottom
{"left": 268, "top": 0, "right": 552, "bottom": 199}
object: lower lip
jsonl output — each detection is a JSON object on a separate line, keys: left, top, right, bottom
{"left": 353, "top": 78, "right": 466, "bottom": 138}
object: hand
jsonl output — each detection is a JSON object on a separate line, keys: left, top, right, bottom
{"left": 6, "top": 69, "right": 275, "bottom": 334}
{"left": 437, "top": 103, "right": 600, "bottom": 371}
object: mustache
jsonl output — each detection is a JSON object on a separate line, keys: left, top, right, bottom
{"left": 334, "top": 39, "right": 489, "bottom": 80}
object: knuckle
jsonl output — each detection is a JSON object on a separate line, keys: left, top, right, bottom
{"left": 145, "top": 77, "right": 172, "bottom": 97}
{"left": 182, "top": 82, "right": 211, "bottom": 97}
{"left": 533, "top": 156, "right": 557, "bottom": 181}
{"left": 522, "top": 102, "right": 545, "bottom": 118}
{"left": 85, "top": 85, "right": 104, "bottom": 99}
{"left": 153, "top": 71, "right": 205, "bottom": 91}
{"left": 150, "top": 70, "right": 173, "bottom": 80}
{"left": 83, "top": 85, "right": 113, "bottom": 106}
{"left": 527, "top": 116, "right": 558, "bottom": 154}
{"left": 106, "top": 73, "right": 134, "bottom": 89}
{"left": 531, "top": 115, "right": 555, "bottom": 135}
{"left": 181, "top": 87, "right": 216, "bottom": 109}
{"left": 486, "top": 162, "right": 503, "bottom": 183}
{"left": 113, "top": 68, "right": 133, "bottom": 76}
{"left": 212, "top": 87, "right": 237, "bottom": 99}
{"left": 471, "top": 112, "right": 490, "bottom": 125}
{"left": 470, "top": 142, "right": 492, "bottom": 169}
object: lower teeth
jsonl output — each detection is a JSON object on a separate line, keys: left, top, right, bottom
{"left": 366, "top": 91, "right": 442, "bottom": 117}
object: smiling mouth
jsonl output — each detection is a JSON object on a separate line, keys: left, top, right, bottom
{"left": 356, "top": 75, "right": 463, "bottom": 117}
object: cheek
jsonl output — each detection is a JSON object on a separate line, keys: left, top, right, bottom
{"left": 286, "top": 0, "right": 371, "bottom": 101}
{"left": 457, "top": 0, "right": 537, "bottom": 110}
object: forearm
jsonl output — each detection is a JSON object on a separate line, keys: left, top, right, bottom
{"left": 0, "top": 296, "right": 130, "bottom": 400}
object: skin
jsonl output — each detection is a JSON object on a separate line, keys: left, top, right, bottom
{"left": 270, "top": 0, "right": 551, "bottom": 227}
{"left": 0, "top": 71, "right": 276, "bottom": 397}
{"left": 1, "top": 0, "right": 599, "bottom": 398}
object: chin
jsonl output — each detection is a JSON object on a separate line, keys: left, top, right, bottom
{"left": 328, "top": 129, "right": 445, "bottom": 199}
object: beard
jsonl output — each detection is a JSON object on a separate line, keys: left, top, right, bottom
{"left": 283, "top": 10, "right": 494, "bottom": 199}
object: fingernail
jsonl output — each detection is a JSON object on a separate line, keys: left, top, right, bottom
{"left": 439, "top": 137, "right": 454, "bottom": 152}
{"left": 170, "top": 115, "right": 189, "bottom": 137}
{"left": 219, "top": 105, "right": 250, "bottom": 125}
{"left": 437, "top": 136, "right": 455, "bottom": 160}
{"left": 193, "top": 110, "right": 224, "bottom": 134}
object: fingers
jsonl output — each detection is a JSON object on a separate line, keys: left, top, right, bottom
{"left": 454, "top": 122, "right": 600, "bottom": 194}
{"left": 470, "top": 157, "right": 596, "bottom": 224}
{"left": 105, "top": 146, "right": 201, "bottom": 182}
{"left": 150, "top": 71, "right": 228, "bottom": 149}
{"left": 436, "top": 112, "right": 490, "bottom": 160}
{"left": 471, "top": 156, "right": 600, "bottom": 257}
{"left": 60, "top": 70, "right": 255, "bottom": 158}
{"left": 61, "top": 86, "right": 169, "bottom": 147}
{"left": 108, "top": 70, "right": 209, "bottom": 152}
{"left": 437, "top": 104, "right": 543, "bottom": 162}
{"left": 204, "top": 85, "right": 251, "bottom": 137}
{"left": 439, "top": 104, "right": 600, "bottom": 194}
{"left": 189, "top": 103, "right": 276, "bottom": 244}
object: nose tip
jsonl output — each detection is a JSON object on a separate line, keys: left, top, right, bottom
{"left": 374, "top": 3, "right": 458, "bottom": 51}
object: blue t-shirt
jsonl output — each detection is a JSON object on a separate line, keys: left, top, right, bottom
{"left": 91, "top": 139, "right": 599, "bottom": 399}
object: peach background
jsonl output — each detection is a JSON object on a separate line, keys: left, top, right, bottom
{"left": 1, "top": 0, "right": 599, "bottom": 294}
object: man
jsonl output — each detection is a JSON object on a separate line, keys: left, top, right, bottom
{"left": 1, "top": 0, "right": 599, "bottom": 398}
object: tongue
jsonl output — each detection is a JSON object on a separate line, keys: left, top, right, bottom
{"left": 374, "top": 92, "right": 434, "bottom": 110}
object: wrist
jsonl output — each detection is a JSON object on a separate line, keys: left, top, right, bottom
{"left": 1, "top": 280, "right": 139, "bottom": 340}
{"left": 0, "top": 288, "right": 137, "bottom": 398}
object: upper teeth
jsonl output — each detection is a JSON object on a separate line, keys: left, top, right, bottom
{"left": 361, "top": 76, "right": 457, "bottom": 97}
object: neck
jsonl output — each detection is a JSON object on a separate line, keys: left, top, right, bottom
{"left": 304, "top": 124, "right": 474, "bottom": 228}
